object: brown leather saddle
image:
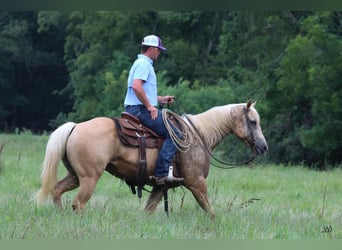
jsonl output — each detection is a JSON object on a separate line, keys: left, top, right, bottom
{"left": 113, "top": 112, "right": 164, "bottom": 149}
{"left": 112, "top": 111, "right": 182, "bottom": 214}
{"left": 112, "top": 112, "right": 165, "bottom": 199}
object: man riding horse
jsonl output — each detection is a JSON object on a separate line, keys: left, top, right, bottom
{"left": 123, "top": 34, "right": 184, "bottom": 186}
{"left": 35, "top": 36, "right": 268, "bottom": 217}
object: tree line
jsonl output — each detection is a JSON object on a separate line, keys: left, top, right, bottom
{"left": 0, "top": 11, "right": 341, "bottom": 168}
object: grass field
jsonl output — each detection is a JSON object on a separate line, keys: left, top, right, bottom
{"left": 0, "top": 132, "right": 341, "bottom": 239}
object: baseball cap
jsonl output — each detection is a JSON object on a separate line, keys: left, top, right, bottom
{"left": 141, "top": 35, "right": 167, "bottom": 51}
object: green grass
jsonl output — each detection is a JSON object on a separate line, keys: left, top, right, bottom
{"left": 0, "top": 133, "right": 341, "bottom": 239}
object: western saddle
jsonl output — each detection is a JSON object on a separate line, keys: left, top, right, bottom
{"left": 112, "top": 112, "right": 164, "bottom": 199}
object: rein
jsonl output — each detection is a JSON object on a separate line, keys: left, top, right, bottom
{"left": 184, "top": 115, "right": 255, "bottom": 169}
{"left": 173, "top": 99, "right": 256, "bottom": 169}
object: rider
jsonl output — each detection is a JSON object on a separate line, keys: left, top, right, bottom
{"left": 123, "top": 34, "right": 184, "bottom": 186}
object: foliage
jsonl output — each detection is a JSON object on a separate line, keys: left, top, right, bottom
{"left": 0, "top": 11, "right": 70, "bottom": 132}
{"left": 0, "top": 11, "right": 341, "bottom": 167}
{"left": 268, "top": 12, "right": 342, "bottom": 166}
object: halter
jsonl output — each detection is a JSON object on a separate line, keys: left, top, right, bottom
{"left": 174, "top": 99, "right": 256, "bottom": 169}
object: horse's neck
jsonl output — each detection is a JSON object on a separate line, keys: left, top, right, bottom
{"left": 189, "top": 104, "right": 238, "bottom": 150}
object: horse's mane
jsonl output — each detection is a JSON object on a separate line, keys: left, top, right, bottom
{"left": 187, "top": 104, "right": 244, "bottom": 149}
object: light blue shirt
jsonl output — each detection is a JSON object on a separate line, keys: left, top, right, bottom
{"left": 124, "top": 54, "right": 158, "bottom": 107}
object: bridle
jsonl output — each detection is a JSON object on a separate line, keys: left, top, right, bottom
{"left": 173, "top": 100, "right": 256, "bottom": 169}
{"left": 184, "top": 113, "right": 256, "bottom": 169}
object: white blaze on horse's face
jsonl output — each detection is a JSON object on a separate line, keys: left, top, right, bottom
{"left": 233, "top": 102, "right": 268, "bottom": 155}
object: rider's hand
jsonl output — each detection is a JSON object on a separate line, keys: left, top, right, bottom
{"left": 160, "top": 95, "right": 175, "bottom": 104}
{"left": 147, "top": 105, "right": 158, "bottom": 120}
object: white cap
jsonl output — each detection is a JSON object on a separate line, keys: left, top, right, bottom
{"left": 141, "top": 35, "right": 167, "bottom": 51}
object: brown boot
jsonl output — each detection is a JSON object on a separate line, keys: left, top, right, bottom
{"left": 154, "top": 176, "right": 184, "bottom": 185}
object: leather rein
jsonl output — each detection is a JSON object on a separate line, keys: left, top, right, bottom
{"left": 173, "top": 100, "right": 256, "bottom": 169}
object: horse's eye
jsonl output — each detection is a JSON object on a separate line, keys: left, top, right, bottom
{"left": 250, "top": 120, "right": 257, "bottom": 126}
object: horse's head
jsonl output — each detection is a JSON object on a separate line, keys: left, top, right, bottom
{"left": 232, "top": 101, "right": 268, "bottom": 155}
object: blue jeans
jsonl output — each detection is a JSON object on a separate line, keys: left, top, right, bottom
{"left": 125, "top": 105, "right": 180, "bottom": 177}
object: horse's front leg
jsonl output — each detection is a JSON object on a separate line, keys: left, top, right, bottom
{"left": 144, "top": 186, "right": 164, "bottom": 214}
{"left": 186, "top": 176, "right": 215, "bottom": 219}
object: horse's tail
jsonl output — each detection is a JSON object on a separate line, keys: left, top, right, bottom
{"left": 35, "top": 122, "right": 76, "bottom": 205}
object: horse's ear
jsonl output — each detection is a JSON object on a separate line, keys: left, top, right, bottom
{"left": 246, "top": 100, "right": 257, "bottom": 110}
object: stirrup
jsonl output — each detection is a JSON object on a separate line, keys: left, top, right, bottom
{"left": 149, "top": 175, "right": 184, "bottom": 186}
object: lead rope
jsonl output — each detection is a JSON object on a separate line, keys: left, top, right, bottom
{"left": 184, "top": 115, "right": 255, "bottom": 169}
{"left": 173, "top": 99, "right": 256, "bottom": 169}
{"left": 162, "top": 109, "right": 194, "bottom": 153}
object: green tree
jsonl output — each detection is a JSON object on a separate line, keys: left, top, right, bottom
{"left": 2, "top": 10, "right": 340, "bottom": 167}
{"left": 63, "top": 11, "right": 161, "bottom": 121}
{"left": 268, "top": 11, "right": 342, "bottom": 166}
{"left": 0, "top": 11, "right": 69, "bottom": 132}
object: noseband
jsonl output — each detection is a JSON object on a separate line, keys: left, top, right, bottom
{"left": 184, "top": 107, "right": 256, "bottom": 169}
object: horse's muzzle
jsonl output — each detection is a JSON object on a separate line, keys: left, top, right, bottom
{"left": 254, "top": 140, "right": 268, "bottom": 155}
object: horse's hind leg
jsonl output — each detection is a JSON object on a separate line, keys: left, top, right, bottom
{"left": 186, "top": 177, "right": 215, "bottom": 218}
{"left": 71, "top": 176, "right": 98, "bottom": 212}
{"left": 144, "top": 186, "right": 164, "bottom": 214}
{"left": 52, "top": 171, "right": 79, "bottom": 208}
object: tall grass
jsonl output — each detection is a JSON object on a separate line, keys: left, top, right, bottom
{"left": 0, "top": 133, "right": 341, "bottom": 239}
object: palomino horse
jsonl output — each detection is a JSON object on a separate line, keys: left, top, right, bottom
{"left": 35, "top": 101, "right": 268, "bottom": 218}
